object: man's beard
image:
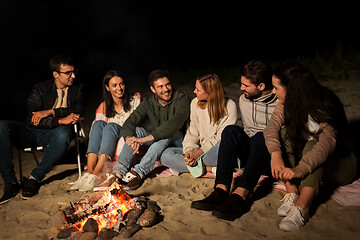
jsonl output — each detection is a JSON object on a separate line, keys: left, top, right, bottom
{"left": 244, "top": 91, "right": 262, "bottom": 100}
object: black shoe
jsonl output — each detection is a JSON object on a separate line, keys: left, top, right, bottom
{"left": 0, "top": 182, "right": 21, "bottom": 205}
{"left": 123, "top": 170, "right": 143, "bottom": 191}
{"left": 191, "top": 188, "right": 228, "bottom": 211}
{"left": 212, "top": 193, "right": 250, "bottom": 221}
{"left": 21, "top": 178, "right": 41, "bottom": 199}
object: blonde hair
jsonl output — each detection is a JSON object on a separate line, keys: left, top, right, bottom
{"left": 196, "top": 73, "right": 227, "bottom": 124}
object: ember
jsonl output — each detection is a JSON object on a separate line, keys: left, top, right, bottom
{"left": 48, "top": 182, "right": 161, "bottom": 239}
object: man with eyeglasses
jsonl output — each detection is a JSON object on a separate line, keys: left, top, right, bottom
{"left": 0, "top": 54, "right": 85, "bottom": 204}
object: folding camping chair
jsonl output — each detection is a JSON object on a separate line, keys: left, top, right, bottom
{"left": 18, "top": 119, "right": 87, "bottom": 185}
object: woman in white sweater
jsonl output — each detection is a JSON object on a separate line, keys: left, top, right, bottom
{"left": 160, "top": 73, "right": 237, "bottom": 175}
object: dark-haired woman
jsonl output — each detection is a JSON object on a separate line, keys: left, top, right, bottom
{"left": 264, "top": 62, "right": 357, "bottom": 231}
{"left": 71, "top": 70, "right": 140, "bottom": 191}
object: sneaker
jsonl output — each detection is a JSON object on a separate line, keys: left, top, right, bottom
{"left": 94, "top": 173, "right": 117, "bottom": 191}
{"left": 279, "top": 205, "right": 309, "bottom": 231}
{"left": 70, "top": 172, "right": 90, "bottom": 190}
{"left": 79, "top": 174, "right": 100, "bottom": 192}
{"left": 277, "top": 193, "right": 299, "bottom": 217}
{"left": 212, "top": 193, "right": 250, "bottom": 221}
{"left": 21, "top": 178, "right": 41, "bottom": 199}
{"left": 123, "top": 170, "right": 142, "bottom": 191}
{"left": 0, "top": 182, "right": 21, "bottom": 205}
{"left": 191, "top": 188, "right": 228, "bottom": 211}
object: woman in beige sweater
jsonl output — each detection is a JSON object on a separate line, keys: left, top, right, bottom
{"left": 160, "top": 73, "right": 237, "bottom": 175}
{"left": 264, "top": 62, "right": 357, "bottom": 231}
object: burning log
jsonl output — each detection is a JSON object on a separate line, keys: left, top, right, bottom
{"left": 49, "top": 180, "right": 162, "bottom": 239}
{"left": 83, "top": 218, "right": 99, "bottom": 233}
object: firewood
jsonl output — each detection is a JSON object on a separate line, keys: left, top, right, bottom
{"left": 138, "top": 209, "right": 158, "bottom": 227}
{"left": 119, "top": 224, "right": 141, "bottom": 238}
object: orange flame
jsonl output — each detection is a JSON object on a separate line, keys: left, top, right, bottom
{"left": 73, "top": 190, "right": 135, "bottom": 232}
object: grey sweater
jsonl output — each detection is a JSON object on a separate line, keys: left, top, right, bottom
{"left": 239, "top": 93, "right": 278, "bottom": 137}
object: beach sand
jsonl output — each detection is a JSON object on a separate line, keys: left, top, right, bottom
{"left": 1, "top": 79, "right": 359, "bottom": 240}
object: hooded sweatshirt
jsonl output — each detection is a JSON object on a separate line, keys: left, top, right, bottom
{"left": 239, "top": 92, "right": 278, "bottom": 138}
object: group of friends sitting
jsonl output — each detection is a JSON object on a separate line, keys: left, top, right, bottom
{"left": 0, "top": 54, "right": 358, "bottom": 232}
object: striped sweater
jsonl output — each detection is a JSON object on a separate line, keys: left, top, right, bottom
{"left": 239, "top": 93, "right": 278, "bottom": 138}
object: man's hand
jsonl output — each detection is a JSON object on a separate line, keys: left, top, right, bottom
{"left": 125, "top": 136, "right": 141, "bottom": 154}
{"left": 31, "top": 109, "right": 55, "bottom": 126}
{"left": 58, "top": 113, "right": 80, "bottom": 125}
{"left": 270, "top": 151, "right": 285, "bottom": 180}
{"left": 125, "top": 134, "right": 154, "bottom": 155}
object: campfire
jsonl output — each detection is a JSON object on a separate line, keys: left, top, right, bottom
{"left": 48, "top": 182, "right": 161, "bottom": 239}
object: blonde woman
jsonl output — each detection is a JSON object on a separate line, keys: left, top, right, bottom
{"left": 160, "top": 73, "right": 237, "bottom": 175}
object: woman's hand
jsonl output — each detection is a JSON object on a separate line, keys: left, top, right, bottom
{"left": 184, "top": 149, "right": 204, "bottom": 167}
{"left": 280, "top": 167, "right": 303, "bottom": 180}
{"left": 270, "top": 151, "right": 285, "bottom": 180}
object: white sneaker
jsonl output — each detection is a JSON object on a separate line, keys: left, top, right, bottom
{"left": 70, "top": 172, "right": 90, "bottom": 190}
{"left": 279, "top": 205, "right": 309, "bottom": 231}
{"left": 277, "top": 193, "right": 299, "bottom": 216}
{"left": 79, "top": 174, "right": 100, "bottom": 191}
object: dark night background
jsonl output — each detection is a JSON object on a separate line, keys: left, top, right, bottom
{"left": 1, "top": 0, "right": 359, "bottom": 121}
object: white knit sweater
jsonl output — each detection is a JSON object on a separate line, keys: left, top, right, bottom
{"left": 182, "top": 97, "right": 237, "bottom": 153}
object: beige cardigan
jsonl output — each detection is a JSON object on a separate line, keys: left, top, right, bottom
{"left": 264, "top": 102, "right": 337, "bottom": 176}
{"left": 182, "top": 98, "right": 237, "bottom": 153}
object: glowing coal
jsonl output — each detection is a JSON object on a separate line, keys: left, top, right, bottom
{"left": 48, "top": 181, "right": 161, "bottom": 239}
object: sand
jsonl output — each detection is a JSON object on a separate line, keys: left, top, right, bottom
{"left": 1, "top": 79, "right": 360, "bottom": 240}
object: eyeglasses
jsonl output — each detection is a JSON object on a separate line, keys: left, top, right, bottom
{"left": 57, "top": 70, "right": 78, "bottom": 77}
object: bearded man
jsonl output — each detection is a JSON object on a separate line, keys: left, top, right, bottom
{"left": 191, "top": 59, "right": 278, "bottom": 221}
{"left": 112, "top": 69, "right": 190, "bottom": 190}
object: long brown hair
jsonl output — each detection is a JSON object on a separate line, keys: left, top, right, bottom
{"left": 103, "top": 70, "right": 132, "bottom": 118}
{"left": 274, "top": 62, "right": 348, "bottom": 155}
{"left": 197, "top": 73, "right": 228, "bottom": 125}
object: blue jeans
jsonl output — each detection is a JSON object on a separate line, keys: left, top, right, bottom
{"left": 113, "top": 127, "right": 183, "bottom": 178}
{"left": 160, "top": 141, "right": 220, "bottom": 173}
{"left": 87, "top": 121, "right": 122, "bottom": 159}
{"left": 0, "top": 120, "right": 72, "bottom": 183}
{"left": 215, "top": 125, "right": 271, "bottom": 191}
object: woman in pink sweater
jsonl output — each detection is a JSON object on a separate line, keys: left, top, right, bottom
{"left": 264, "top": 62, "right": 357, "bottom": 231}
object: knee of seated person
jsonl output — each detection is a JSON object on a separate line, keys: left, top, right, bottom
{"left": 160, "top": 149, "right": 172, "bottom": 164}
{"left": 54, "top": 126, "right": 72, "bottom": 142}
{"left": 105, "top": 122, "right": 121, "bottom": 131}
{"left": 222, "top": 125, "right": 240, "bottom": 137}
{"left": 134, "top": 127, "right": 147, "bottom": 137}
{"left": 92, "top": 120, "right": 107, "bottom": 128}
